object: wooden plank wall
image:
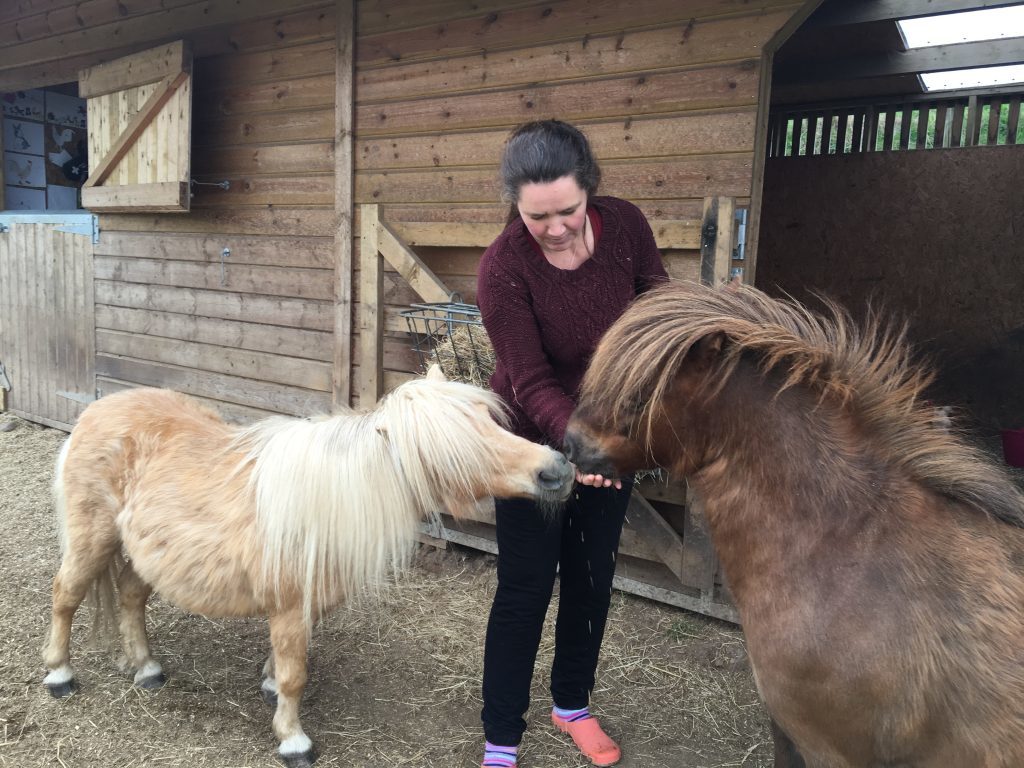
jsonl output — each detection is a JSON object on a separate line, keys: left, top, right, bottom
{"left": 0, "top": 2, "right": 341, "bottom": 422}
{"left": 353, "top": 0, "right": 802, "bottom": 401}
{"left": 0, "top": 222, "right": 95, "bottom": 431}
{"left": 757, "top": 146, "right": 1024, "bottom": 434}
{"left": 0, "top": 0, "right": 802, "bottom": 420}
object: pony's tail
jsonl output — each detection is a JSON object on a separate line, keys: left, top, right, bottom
{"left": 86, "top": 556, "right": 121, "bottom": 649}
{"left": 52, "top": 437, "right": 120, "bottom": 648}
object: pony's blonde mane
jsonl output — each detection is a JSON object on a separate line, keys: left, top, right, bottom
{"left": 232, "top": 379, "right": 511, "bottom": 627}
{"left": 582, "top": 280, "right": 1024, "bottom": 525}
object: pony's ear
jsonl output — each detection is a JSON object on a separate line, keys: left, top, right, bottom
{"left": 689, "top": 331, "right": 726, "bottom": 368}
{"left": 425, "top": 364, "right": 447, "bottom": 382}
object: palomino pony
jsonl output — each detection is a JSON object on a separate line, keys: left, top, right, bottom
{"left": 43, "top": 366, "right": 573, "bottom": 767}
{"left": 564, "top": 281, "right": 1024, "bottom": 768}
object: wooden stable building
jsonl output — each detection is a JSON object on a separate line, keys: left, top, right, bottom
{"left": 1, "top": 0, "right": 1020, "bottom": 621}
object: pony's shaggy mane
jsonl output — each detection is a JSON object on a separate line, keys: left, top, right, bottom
{"left": 582, "top": 280, "right": 1024, "bottom": 526}
{"left": 232, "top": 379, "right": 511, "bottom": 626}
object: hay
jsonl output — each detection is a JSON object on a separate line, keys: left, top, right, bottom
{"left": 427, "top": 323, "right": 496, "bottom": 388}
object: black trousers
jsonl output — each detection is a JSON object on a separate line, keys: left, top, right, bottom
{"left": 481, "top": 479, "right": 633, "bottom": 747}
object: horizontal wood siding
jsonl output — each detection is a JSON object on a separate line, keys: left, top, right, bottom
{"left": 95, "top": 7, "right": 338, "bottom": 416}
{"left": 1, "top": 0, "right": 800, "bottom": 417}
{"left": 0, "top": 3, "right": 340, "bottom": 419}
{"left": 353, "top": 0, "right": 800, "bottom": 395}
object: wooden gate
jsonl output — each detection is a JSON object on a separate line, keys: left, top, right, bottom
{"left": 358, "top": 199, "right": 742, "bottom": 622}
{"left": 0, "top": 214, "right": 97, "bottom": 430}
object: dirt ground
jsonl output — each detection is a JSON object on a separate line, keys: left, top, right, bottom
{"left": 0, "top": 414, "right": 772, "bottom": 768}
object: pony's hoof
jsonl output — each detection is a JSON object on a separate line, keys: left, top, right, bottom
{"left": 280, "top": 750, "right": 316, "bottom": 768}
{"left": 136, "top": 671, "right": 166, "bottom": 690}
{"left": 45, "top": 679, "right": 77, "bottom": 698}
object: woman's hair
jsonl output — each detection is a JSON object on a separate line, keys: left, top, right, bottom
{"left": 499, "top": 120, "right": 601, "bottom": 222}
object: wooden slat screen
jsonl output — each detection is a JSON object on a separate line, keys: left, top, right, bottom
{"left": 768, "top": 89, "right": 1024, "bottom": 157}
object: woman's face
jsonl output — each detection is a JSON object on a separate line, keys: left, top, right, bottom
{"left": 516, "top": 175, "right": 588, "bottom": 253}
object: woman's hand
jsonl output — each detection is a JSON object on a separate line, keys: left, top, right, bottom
{"left": 574, "top": 468, "right": 622, "bottom": 490}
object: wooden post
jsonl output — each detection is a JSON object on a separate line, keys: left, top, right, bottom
{"left": 700, "top": 196, "right": 735, "bottom": 286}
{"left": 357, "top": 204, "right": 382, "bottom": 407}
{"left": 686, "top": 197, "right": 738, "bottom": 611}
{"left": 332, "top": 0, "right": 355, "bottom": 408}
{"left": 965, "top": 94, "right": 980, "bottom": 147}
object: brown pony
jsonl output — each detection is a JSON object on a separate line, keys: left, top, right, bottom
{"left": 42, "top": 366, "right": 573, "bottom": 768}
{"left": 564, "top": 280, "right": 1024, "bottom": 768}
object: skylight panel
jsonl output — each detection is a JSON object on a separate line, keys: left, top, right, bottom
{"left": 921, "top": 63, "right": 1024, "bottom": 91}
{"left": 898, "top": 7, "right": 1024, "bottom": 48}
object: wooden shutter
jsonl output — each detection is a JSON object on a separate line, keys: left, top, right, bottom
{"left": 78, "top": 41, "right": 192, "bottom": 212}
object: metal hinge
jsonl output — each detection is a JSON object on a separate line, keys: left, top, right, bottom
{"left": 57, "top": 390, "right": 96, "bottom": 405}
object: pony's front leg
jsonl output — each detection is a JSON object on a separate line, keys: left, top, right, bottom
{"left": 770, "top": 717, "right": 807, "bottom": 768}
{"left": 268, "top": 610, "right": 315, "bottom": 768}
{"left": 116, "top": 561, "right": 165, "bottom": 689}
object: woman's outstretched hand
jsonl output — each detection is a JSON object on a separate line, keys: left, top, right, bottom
{"left": 574, "top": 468, "right": 622, "bottom": 490}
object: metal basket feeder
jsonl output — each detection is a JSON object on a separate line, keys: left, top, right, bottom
{"left": 401, "top": 301, "right": 496, "bottom": 387}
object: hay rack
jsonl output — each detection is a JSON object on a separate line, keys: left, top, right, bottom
{"left": 401, "top": 297, "right": 495, "bottom": 386}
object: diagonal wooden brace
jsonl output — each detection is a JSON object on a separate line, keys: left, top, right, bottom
{"left": 84, "top": 70, "right": 190, "bottom": 189}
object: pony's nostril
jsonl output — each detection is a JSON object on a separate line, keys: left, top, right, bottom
{"left": 563, "top": 433, "right": 579, "bottom": 463}
{"left": 538, "top": 469, "right": 564, "bottom": 489}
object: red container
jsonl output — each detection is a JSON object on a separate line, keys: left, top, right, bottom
{"left": 1002, "top": 428, "right": 1024, "bottom": 468}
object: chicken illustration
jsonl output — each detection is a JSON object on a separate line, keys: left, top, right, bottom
{"left": 48, "top": 125, "right": 74, "bottom": 166}
{"left": 9, "top": 155, "right": 34, "bottom": 185}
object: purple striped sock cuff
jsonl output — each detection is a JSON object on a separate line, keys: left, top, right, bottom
{"left": 483, "top": 741, "right": 517, "bottom": 767}
{"left": 553, "top": 705, "right": 592, "bottom": 722}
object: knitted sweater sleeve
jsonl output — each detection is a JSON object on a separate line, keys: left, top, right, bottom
{"left": 477, "top": 243, "right": 577, "bottom": 445}
{"left": 629, "top": 203, "right": 670, "bottom": 293}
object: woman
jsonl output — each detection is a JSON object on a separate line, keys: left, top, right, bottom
{"left": 476, "top": 120, "right": 668, "bottom": 767}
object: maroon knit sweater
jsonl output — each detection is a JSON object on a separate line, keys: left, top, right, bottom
{"left": 477, "top": 196, "right": 668, "bottom": 446}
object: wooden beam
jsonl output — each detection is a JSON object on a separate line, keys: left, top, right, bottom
{"left": 83, "top": 70, "right": 189, "bottom": 189}
{"left": 1, "top": 0, "right": 326, "bottom": 72}
{"left": 357, "top": 204, "right": 382, "bottom": 406}
{"left": 807, "top": 0, "right": 1024, "bottom": 27}
{"left": 376, "top": 220, "right": 451, "bottom": 304}
{"left": 746, "top": 0, "right": 826, "bottom": 282}
{"left": 775, "top": 38, "right": 1024, "bottom": 85}
{"left": 81, "top": 181, "right": 189, "bottom": 212}
{"left": 625, "top": 492, "right": 686, "bottom": 585}
{"left": 332, "top": 0, "right": 354, "bottom": 409}
{"left": 680, "top": 486, "right": 720, "bottom": 605}
{"left": 79, "top": 40, "right": 190, "bottom": 98}
{"left": 385, "top": 219, "right": 704, "bottom": 250}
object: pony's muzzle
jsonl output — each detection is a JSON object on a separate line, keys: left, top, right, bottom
{"left": 562, "top": 429, "right": 618, "bottom": 479}
{"left": 538, "top": 451, "right": 574, "bottom": 499}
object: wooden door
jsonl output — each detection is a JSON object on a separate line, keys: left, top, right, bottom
{"left": 0, "top": 213, "right": 96, "bottom": 430}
